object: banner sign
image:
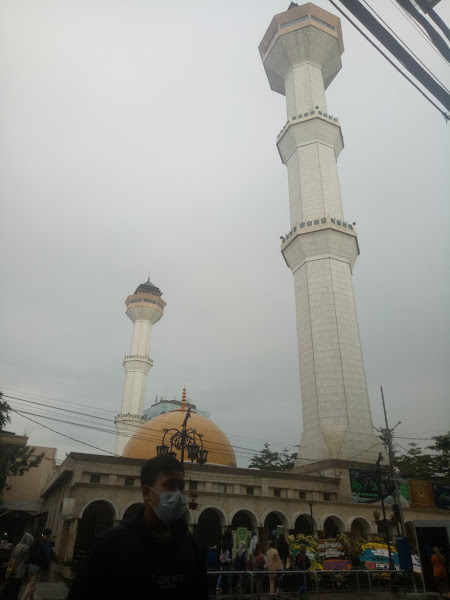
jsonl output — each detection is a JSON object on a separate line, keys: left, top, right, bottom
{"left": 360, "top": 542, "right": 400, "bottom": 570}
{"left": 411, "top": 554, "right": 422, "bottom": 574}
{"left": 432, "top": 482, "right": 450, "bottom": 511}
{"left": 350, "top": 468, "right": 409, "bottom": 505}
{"left": 236, "top": 527, "right": 247, "bottom": 545}
{"left": 317, "top": 539, "right": 351, "bottom": 570}
{"left": 409, "top": 480, "right": 434, "bottom": 509}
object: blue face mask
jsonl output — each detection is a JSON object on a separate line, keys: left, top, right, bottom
{"left": 150, "top": 488, "right": 188, "bottom": 525}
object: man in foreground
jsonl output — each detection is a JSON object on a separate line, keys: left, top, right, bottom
{"left": 67, "top": 455, "right": 208, "bottom": 599}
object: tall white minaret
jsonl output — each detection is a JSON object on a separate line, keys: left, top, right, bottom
{"left": 114, "top": 278, "right": 166, "bottom": 455}
{"left": 259, "top": 3, "right": 384, "bottom": 465}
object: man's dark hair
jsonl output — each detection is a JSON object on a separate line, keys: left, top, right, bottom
{"left": 43, "top": 528, "right": 51, "bottom": 536}
{"left": 140, "top": 455, "right": 183, "bottom": 487}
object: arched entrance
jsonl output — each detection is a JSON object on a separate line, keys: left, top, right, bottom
{"left": 350, "top": 517, "right": 372, "bottom": 538}
{"left": 74, "top": 500, "right": 115, "bottom": 557}
{"left": 122, "top": 502, "right": 144, "bottom": 521}
{"left": 196, "top": 508, "right": 224, "bottom": 549}
{"left": 231, "top": 510, "right": 256, "bottom": 530}
{"left": 323, "top": 516, "right": 345, "bottom": 538}
{"left": 294, "top": 514, "right": 313, "bottom": 535}
{"left": 262, "top": 511, "right": 288, "bottom": 550}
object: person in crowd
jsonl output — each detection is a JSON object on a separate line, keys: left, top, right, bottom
{"left": 20, "top": 529, "right": 52, "bottom": 600}
{"left": 276, "top": 534, "right": 290, "bottom": 592}
{"left": 216, "top": 544, "right": 232, "bottom": 593}
{"left": 295, "top": 543, "right": 311, "bottom": 600}
{"left": 249, "top": 531, "right": 258, "bottom": 555}
{"left": 251, "top": 542, "right": 266, "bottom": 600}
{"left": 222, "top": 526, "right": 233, "bottom": 551}
{"left": 431, "top": 547, "right": 450, "bottom": 599}
{"left": 67, "top": 455, "right": 208, "bottom": 600}
{"left": 3, "top": 533, "right": 33, "bottom": 600}
{"left": 233, "top": 541, "right": 247, "bottom": 592}
{"left": 207, "top": 543, "right": 219, "bottom": 571}
{"left": 266, "top": 540, "right": 282, "bottom": 599}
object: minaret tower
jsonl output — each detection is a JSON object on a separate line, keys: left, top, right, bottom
{"left": 259, "top": 3, "right": 384, "bottom": 465}
{"left": 114, "top": 278, "right": 166, "bottom": 455}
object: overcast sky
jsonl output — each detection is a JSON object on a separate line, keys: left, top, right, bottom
{"left": 0, "top": 0, "right": 449, "bottom": 467}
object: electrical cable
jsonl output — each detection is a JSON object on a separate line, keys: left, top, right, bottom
{"left": 3, "top": 392, "right": 300, "bottom": 451}
{"left": 388, "top": 0, "right": 450, "bottom": 66}
{"left": 328, "top": 0, "right": 450, "bottom": 119}
{"left": 0, "top": 386, "right": 116, "bottom": 415}
{"left": 395, "top": 0, "right": 450, "bottom": 62}
{"left": 8, "top": 408, "right": 120, "bottom": 457}
{"left": 8, "top": 402, "right": 387, "bottom": 469}
{"left": 362, "top": 0, "right": 450, "bottom": 92}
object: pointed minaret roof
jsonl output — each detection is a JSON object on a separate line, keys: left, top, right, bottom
{"left": 135, "top": 276, "right": 162, "bottom": 296}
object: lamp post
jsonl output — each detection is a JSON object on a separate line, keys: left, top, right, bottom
{"left": 156, "top": 407, "right": 208, "bottom": 469}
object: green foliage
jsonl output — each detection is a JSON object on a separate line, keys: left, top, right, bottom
{"left": 0, "top": 392, "right": 45, "bottom": 503}
{"left": 248, "top": 442, "right": 297, "bottom": 471}
{"left": 394, "top": 432, "right": 450, "bottom": 482}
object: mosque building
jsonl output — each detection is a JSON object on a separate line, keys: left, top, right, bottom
{"left": 34, "top": 2, "right": 447, "bottom": 566}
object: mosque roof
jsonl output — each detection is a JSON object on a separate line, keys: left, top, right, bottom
{"left": 134, "top": 278, "right": 162, "bottom": 296}
{"left": 123, "top": 390, "right": 236, "bottom": 467}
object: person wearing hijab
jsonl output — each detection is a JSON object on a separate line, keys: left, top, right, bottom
{"left": 431, "top": 547, "right": 449, "bottom": 599}
{"left": 3, "top": 533, "right": 33, "bottom": 600}
{"left": 233, "top": 541, "right": 247, "bottom": 592}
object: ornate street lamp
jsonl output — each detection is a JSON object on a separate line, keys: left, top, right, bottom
{"left": 156, "top": 389, "right": 208, "bottom": 468}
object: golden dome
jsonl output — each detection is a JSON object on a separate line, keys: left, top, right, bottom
{"left": 123, "top": 398, "right": 236, "bottom": 467}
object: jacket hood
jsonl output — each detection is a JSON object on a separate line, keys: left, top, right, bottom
{"left": 19, "top": 533, "right": 33, "bottom": 546}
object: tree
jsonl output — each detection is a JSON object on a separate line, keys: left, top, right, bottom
{"left": 249, "top": 442, "right": 297, "bottom": 471}
{"left": 0, "top": 392, "right": 44, "bottom": 503}
{"left": 393, "top": 432, "right": 450, "bottom": 483}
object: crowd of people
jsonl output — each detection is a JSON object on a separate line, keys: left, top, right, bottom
{"left": 210, "top": 529, "right": 310, "bottom": 600}
{"left": 0, "top": 528, "right": 53, "bottom": 600}
{"left": 0, "top": 454, "right": 448, "bottom": 600}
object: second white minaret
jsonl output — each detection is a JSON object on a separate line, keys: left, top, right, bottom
{"left": 114, "top": 278, "right": 166, "bottom": 455}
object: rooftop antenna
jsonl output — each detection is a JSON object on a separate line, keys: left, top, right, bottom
{"left": 148, "top": 272, "right": 151, "bottom": 282}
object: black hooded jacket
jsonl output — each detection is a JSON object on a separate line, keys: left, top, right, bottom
{"left": 67, "top": 508, "right": 208, "bottom": 600}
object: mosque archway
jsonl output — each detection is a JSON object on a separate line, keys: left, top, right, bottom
{"left": 294, "top": 514, "right": 314, "bottom": 536}
{"left": 74, "top": 500, "right": 115, "bottom": 557}
{"left": 196, "top": 507, "right": 225, "bottom": 548}
{"left": 262, "top": 511, "right": 289, "bottom": 550}
{"left": 348, "top": 517, "right": 373, "bottom": 538}
{"left": 230, "top": 509, "right": 258, "bottom": 530}
{"left": 121, "top": 502, "right": 144, "bottom": 521}
{"left": 323, "top": 515, "right": 345, "bottom": 538}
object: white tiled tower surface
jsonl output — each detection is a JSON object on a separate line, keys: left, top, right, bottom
{"left": 114, "top": 279, "right": 166, "bottom": 455}
{"left": 259, "top": 3, "right": 385, "bottom": 465}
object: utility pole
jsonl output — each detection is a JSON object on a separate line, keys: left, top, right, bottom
{"left": 380, "top": 386, "right": 406, "bottom": 537}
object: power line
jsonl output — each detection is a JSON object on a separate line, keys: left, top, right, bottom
{"left": 4, "top": 392, "right": 299, "bottom": 452}
{"left": 0, "top": 386, "right": 116, "bottom": 415}
{"left": 328, "top": 0, "right": 450, "bottom": 119}
{"left": 9, "top": 403, "right": 384, "bottom": 467}
{"left": 388, "top": 0, "right": 450, "bottom": 66}
{"left": 8, "top": 408, "right": 120, "bottom": 457}
{"left": 362, "top": 0, "right": 450, "bottom": 93}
